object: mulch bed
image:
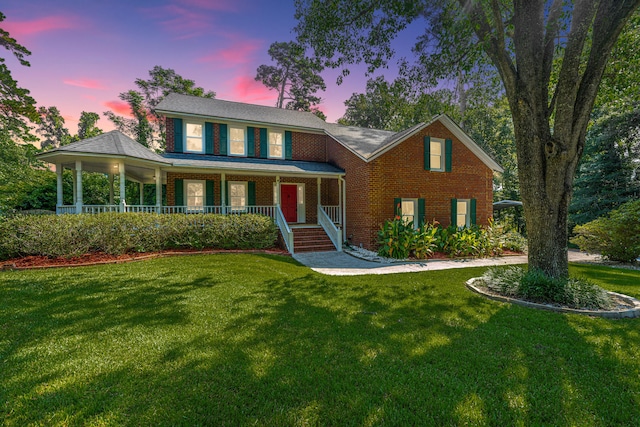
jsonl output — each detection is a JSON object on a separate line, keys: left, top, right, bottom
{"left": 1, "top": 248, "right": 290, "bottom": 270}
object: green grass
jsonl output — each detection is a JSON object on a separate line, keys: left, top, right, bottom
{"left": 1, "top": 255, "right": 639, "bottom": 426}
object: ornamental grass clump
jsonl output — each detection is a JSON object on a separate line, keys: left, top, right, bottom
{"left": 480, "top": 266, "right": 613, "bottom": 310}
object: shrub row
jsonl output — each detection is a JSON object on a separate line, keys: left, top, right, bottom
{"left": 571, "top": 199, "right": 640, "bottom": 263}
{"left": 377, "top": 218, "right": 527, "bottom": 259}
{"left": 0, "top": 212, "right": 278, "bottom": 260}
{"left": 481, "top": 266, "right": 612, "bottom": 310}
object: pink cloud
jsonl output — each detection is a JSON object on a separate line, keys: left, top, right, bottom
{"left": 228, "top": 75, "right": 276, "bottom": 104}
{"left": 63, "top": 78, "right": 107, "bottom": 90}
{"left": 198, "top": 39, "right": 262, "bottom": 66}
{"left": 2, "top": 15, "right": 80, "bottom": 38}
{"left": 104, "top": 100, "right": 133, "bottom": 117}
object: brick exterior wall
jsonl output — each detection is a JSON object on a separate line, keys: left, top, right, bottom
{"left": 328, "top": 121, "right": 494, "bottom": 249}
{"left": 163, "top": 114, "right": 494, "bottom": 250}
{"left": 291, "top": 132, "right": 327, "bottom": 162}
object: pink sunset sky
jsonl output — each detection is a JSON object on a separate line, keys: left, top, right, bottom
{"left": 2, "top": 0, "right": 423, "bottom": 137}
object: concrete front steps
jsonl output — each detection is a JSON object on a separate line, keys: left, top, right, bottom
{"left": 292, "top": 226, "right": 336, "bottom": 252}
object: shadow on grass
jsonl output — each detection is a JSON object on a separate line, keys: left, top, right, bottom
{"left": 1, "top": 255, "right": 639, "bottom": 425}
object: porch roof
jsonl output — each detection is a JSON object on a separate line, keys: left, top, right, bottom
{"left": 162, "top": 153, "right": 344, "bottom": 176}
{"left": 37, "top": 130, "right": 170, "bottom": 164}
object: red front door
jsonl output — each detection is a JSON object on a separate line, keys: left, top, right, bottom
{"left": 281, "top": 184, "right": 298, "bottom": 223}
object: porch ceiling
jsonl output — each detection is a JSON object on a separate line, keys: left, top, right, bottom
{"left": 52, "top": 155, "right": 166, "bottom": 184}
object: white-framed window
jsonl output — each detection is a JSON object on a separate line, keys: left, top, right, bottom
{"left": 229, "top": 127, "right": 246, "bottom": 156}
{"left": 457, "top": 199, "right": 470, "bottom": 228}
{"left": 185, "top": 180, "right": 205, "bottom": 211}
{"left": 430, "top": 137, "right": 444, "bottom": 171}
{"left": 269, "top": 130, "right": 284, "bottom": 158}
{"left": 185, "top": 122, "right": 204, "bottom": 153}
{"left": 229, "top": 181, "right": 247, "bottom": 211}
{"left": 400, "top": 199, "right": 418, "bottom": 229}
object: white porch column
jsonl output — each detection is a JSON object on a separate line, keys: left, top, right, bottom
{"left": 109, "top": 173, "right": 114, "bottom": 205}
{"left": 75, "top": 160, "right": 83, "bottom": 214}
{"left": 119, "top": 161, "right": 126, "bottom": 212}
{"left": 56, "top": 163, "right": 63, "bottom": 210}
{"left": 139, "top": 182, "right": 144, "bottom": 205}
{"left": 221, "top": 172, "right": 226, "bottom": 214}
{"left": 338, "top": 177, "right": 343, "bottom": 224}
{"left": 317, "top": 177, "right": 321, "bottom": 209}
{"left": 72, "top": 170, "right": 77, "bottom": 205}
{"left": 275, "top": 176, "right": 281, "bottom": 206}
{"left": 155, "top": 167, "right": 162, "bottom": 212}
{"left": 340, "top": 177, "right": 346, "bottom": 241}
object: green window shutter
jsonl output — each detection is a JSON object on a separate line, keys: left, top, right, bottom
{"left": 218, "top": 182, "right": 222, "bottom": 206}
{"left": 205, "top": 122, "right": 214, "bottom": 154}
{"left": 285, "top": 131, "right": 293, "bottom": 160}
{"left": 418, "top": 198, "right": 425, "bottom": 226}
{"left": 173, "top": 118, "right": 183, "bottom": 153}
{"left": 451, "top": 198, "right": 457, "bottom": 227}
{"left": 175, "top": 179, "right": 184, "bottom": 206}
{"left": 206, "top": 180, "right": 214, "bottom": 206}
{"left": 470, "top": 198, "right": 477, "bottom": 225}
{"left": 248, "top": 181, "right": 256, "bottom": 206}
{"left": 225, "top": 181, "right": 229, "bottom": 206}
{"left": 219, "top": 124, "right": 228, "bottom": 155}
{"left": 445, "top": 139, "right": 452, "bottom": 172}
{"left": 424, "top": 136, "right": 431, "bottom": 170}
{"left": 394, "top": 197, "right": 402, "bottom": 218}
{"left": 260, "top": 128, "right": 268, "bottom": 158}
{"left": 247, "top": 127, "right": 255, "bottom": 157}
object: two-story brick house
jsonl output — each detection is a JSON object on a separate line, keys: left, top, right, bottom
{"left": 38, "top": 93, "right": 502, "bottom": 253}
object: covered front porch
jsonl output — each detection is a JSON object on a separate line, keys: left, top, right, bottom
{"left": 36, "top": 131, "right": 346, "bottom": 253}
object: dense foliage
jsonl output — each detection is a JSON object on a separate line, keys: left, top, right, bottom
{"left": 571, "top": 199, "right": 640, "bottom": 263}
{"left": 377, "top": 218, "right": 526, "bottom": 260}
{"left": 0, "top": 213, "right": 278, "bottom": 260}
{"left": 481, "top": 266, "right": 613, "bottom": 310}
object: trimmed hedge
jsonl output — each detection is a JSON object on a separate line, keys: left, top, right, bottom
{"left": 0, "top": 213, "right": 278, "bottom": 260}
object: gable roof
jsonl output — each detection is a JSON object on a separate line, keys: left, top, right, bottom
{"left": 37, "top": 130, "right": 170, "bottom": 164}
{"left": 156, "top": 93, "right": 502, "bottom": 172}
{"left": 156, "top": 93, "right": 328, "bottom": 131}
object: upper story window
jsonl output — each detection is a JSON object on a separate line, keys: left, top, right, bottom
{"left": 269, "top": 130, "right": 284, "bottom": 158}
{"left": 185, "top": 123, "right": 204, "bottom": 153}
{"left": 430, "top": 137, "right": 444, "bottom": 171}
{"left": 229, "top": 127, "right": 246, "bottom": 156}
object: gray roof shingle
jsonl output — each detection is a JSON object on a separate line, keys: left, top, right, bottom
{"left": 156, "top": 93, "right": 328, "bottom": 131}
{"left": 39, "top": 130, "right": 170, "bottom": 163}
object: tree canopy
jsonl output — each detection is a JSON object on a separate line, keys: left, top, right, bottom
{"left": 255, "top": 41, "right": 326, "bottom": 119}
{"left": 105, "top": 66, "right": 215, "bottom": 150}
{"left": 0, "top": 11, "right": 38, "bottom": 140}
{"left": 295, "top": 0, "right": 640, "bottom": 278}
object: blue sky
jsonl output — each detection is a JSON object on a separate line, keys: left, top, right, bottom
{"left": 3, "top": 0, "right": 422, "bottom": 134}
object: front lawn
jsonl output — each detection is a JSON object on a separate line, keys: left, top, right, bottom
{"left": 1, "top": 255, "right": 639, "bottom": 426}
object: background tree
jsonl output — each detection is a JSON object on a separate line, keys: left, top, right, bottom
{"left": 36, "top": 106, "right": 72, "bottom": 149}
{"left": 570, "top": 106, "right": 640, "bottom": 225}
{"left": 295, "top": 0, "right": 640, "bottom": 279}
{"left": 255, "top": 41, "right": 326, "bottom": 119}
{"left": 74, "top": 111, "right": 102, "bottom": 141}
{"left": 105, "top": 65, "right": 215, "bottom": 150}
{"left": 0, "top": 11, "right": 38, "bottom": 141}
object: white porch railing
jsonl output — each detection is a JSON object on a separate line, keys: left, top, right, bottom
{"left": 56, "top": 205, "right": 77, "bottom": 214}
{"left": 318, "top": 205, "right": 342, "bottom": 252}
{"left": 275, "top": 205, "right": 294, "bottom": 254}
{"left": 322, "top": 205, "right": 341, "bottom": 223}
{"left": 82, "top": 205, "right": 120, "bottom": 214}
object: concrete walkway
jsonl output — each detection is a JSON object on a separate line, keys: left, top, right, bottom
{"left": 293, "top": 250, "right": 600, "bottom": 276}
